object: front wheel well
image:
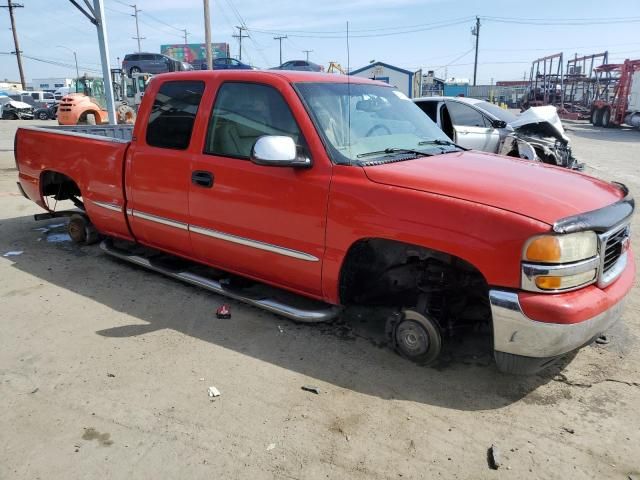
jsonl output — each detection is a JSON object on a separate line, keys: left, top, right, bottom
{"left": 339, "top": 238, "right": 491, "bottom": 334}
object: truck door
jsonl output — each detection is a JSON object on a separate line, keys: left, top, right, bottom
{"left": 189, "top": 80, "right": 331, "bottom": 297}
{"left": 444, "top": 100, "right": 500, "bottom": 151}
{"left": 126, "top": 80, "right": 205, "bottom": 257}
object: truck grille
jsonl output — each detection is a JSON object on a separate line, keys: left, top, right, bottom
{"left": 603, "top": 228, "right": 627, "bottom": 272}
{"left": 598, "top": 223, "right": 630, "bottom": 286}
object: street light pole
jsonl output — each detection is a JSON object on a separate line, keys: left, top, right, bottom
{"left": 93, "top": 0, "right": 117, "bottom": 124}
{"left": 57, "top": 45, "right": 80, "bottom": 87}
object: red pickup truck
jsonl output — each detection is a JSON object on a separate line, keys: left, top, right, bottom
{"left": 15, "top": 70, "right": 635, "bottom": 374}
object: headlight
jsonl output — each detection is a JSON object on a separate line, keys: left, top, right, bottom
{"left": 524, "top": 231, "right": 598, "bottom": 263}
{"left": 522, "top": 231, "right": 599, "bottom": 292}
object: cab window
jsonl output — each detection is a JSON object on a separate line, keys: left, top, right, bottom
{"left": 204, "top": 82, "right": 303, "bottom": 159}
{"left": 146, "top": 81, "right": 205, "bottom": 150}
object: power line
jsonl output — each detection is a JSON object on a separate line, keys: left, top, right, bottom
{"left": 0, "top": 52, "right": 102, "bottom": 74}
{"left": 247, "top": 18, "right": 472, "bottom": 39}
{"left": 481, "top": 15, "right": 640, "bottom": 26}
{"left": 142, "top": 10, "right": 184, "bottom": 32}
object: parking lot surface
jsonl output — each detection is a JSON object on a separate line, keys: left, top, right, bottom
{"left": 1, "top": 119, "right": 639, "bottom": 479}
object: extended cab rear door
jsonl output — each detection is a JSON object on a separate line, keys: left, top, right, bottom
{"left": 125, "top": 79, "right": 205, "bottom": 257}
{"left": 188, "top": 76, "right": 332, "bottom": 297}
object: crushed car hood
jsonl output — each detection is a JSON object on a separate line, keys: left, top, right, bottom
{"left": 6, "top": 100, "right": 32, "bottom": 109}
{"left": 508, "top": 105, "right": 569, "bottom": 142}
{"left": 362, "top": 150, "right": 624, "bottom": 225}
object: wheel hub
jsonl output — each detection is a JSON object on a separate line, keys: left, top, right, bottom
{"left": 396, "top": 319, "right": 429, "bottom": 356}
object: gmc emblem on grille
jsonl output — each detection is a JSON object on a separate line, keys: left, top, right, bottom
{"left": 621, "top": 227, "right": 631, "bottom": 252}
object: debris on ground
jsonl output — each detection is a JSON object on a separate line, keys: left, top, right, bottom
{"left": 107, "top": 373, "right": 116, "bottom": 378}
{"left": 277, "top": 325, "right": 284, "bottom": 334}
{"left": 301, "top": 385, "right": 320, "bottom": 395}
{"left": 562, "top": 427, "right": 575, "bottom": 434}
{"left": 207, "top": 386, "right": 221, "bottom": 398}
{"left": 487, "top": 444, "right": 502, "bottom": 470}
{"left": 595, "top": 335, "right": 610, "bottom": 345}
{"left": 3, "top": 250, "right": 23, "bottom": 257}
{"left": 266, "top": 443, "right": 276, "bottom": 451}
{"left": 216, "top": 304, "right": 231, "bottom": 319}
{"left": 46, "top": 233, "right": 71, "bottom": 243}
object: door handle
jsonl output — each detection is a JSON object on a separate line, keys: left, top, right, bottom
{"left": 192, "top": 170, "right": 214, "bottom": 188}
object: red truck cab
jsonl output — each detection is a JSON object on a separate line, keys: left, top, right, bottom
{"left": 15, "top": 70, "right": 635, "bottom": 374}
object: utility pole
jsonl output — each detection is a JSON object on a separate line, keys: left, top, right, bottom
{"left": 1, "top": 0, "right": 26, "bottom": 90}
{"left": 232, "top": 26, "right": 248, "bottom": 61}
{"left": 274, "top": 35, "right": 287, "bottom": 66}
{"left": 130, "top": 4, "right": 144, "bottom": 52}
{"left": 182, "top": 28, "right": 189, "bottom": 45}
{"left": 303, "top": 49, "right": 313, "bottom": 62}
{"left": 472, "top": 16, "right": 480, "bottom": 86}
{"left": 203, "top": 0, "right": 212, "bottom": 69}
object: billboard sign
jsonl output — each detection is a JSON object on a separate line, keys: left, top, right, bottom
{"left": 161, "top": 43, "right": 230, "bottom": 65}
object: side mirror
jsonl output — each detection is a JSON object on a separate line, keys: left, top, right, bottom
{"left": 492, "top": 119, "right": 507, "bottom": 129}
{"left": 250, "top": 135, "right": 311, "bottom": 168}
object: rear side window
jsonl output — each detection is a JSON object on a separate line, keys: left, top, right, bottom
{"left": 415, "top": 100, "right": 438, "bottom": 122}
{"left": 125, "top": 54, "right": 139, "bottom": 61}
{"left": 146, "top": 81, "right": 205, "bottom": 150}
{"left": 204, "top": 82, "right": 303, "bottom": 159}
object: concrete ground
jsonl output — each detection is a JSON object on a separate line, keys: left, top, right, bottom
{"left": 0, "top": 119, "right": 638, "bottom": 479}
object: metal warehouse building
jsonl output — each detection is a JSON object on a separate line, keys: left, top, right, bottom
{"left": 350, "top": 61, "right": 420, "bottom": 98}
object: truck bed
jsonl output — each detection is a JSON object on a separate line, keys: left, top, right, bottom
{"left": 23, "top": 124, "right": 134, "bottom": 142}
{"left": 15, "top": 124, "right": 133, "bottom": 241}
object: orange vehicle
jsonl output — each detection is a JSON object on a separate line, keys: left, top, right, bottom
{"left": 57, "top": 73, "right": 147, "bottom": 125}
{"left": 57, "top": 76, "right": 109, "bottom": 125}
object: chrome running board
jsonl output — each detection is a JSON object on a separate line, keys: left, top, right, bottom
{"left": 100, "top": 239, "right": 340, "bottom": 323}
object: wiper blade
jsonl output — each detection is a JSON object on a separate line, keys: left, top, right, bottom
{"left": 418, "top": 139, "right": 468, "bottom": 151}
{"left": 356, "top": 147, "right": 431, "bottom": 159}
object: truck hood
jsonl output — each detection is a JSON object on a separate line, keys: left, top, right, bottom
{"left": 362, "top": 151, "right": 624, "bottom": 225}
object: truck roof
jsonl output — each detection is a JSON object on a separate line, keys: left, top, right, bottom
{"left": 151, "top": 69, "right": 389, "bottom": 86}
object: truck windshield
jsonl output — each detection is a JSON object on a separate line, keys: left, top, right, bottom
{"left": 295, "top": 82, "right": 456, "bottom": 164}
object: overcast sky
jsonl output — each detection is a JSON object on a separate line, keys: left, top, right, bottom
{"left": 1, "top": 0, "right": 640, "bottom": 85}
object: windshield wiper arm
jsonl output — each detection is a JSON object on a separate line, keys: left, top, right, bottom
{"left": 418, "top": 139, "right": 468, "bottom": 151}
{"left": 356, "top": 147, "right": 431, "bottom": 159}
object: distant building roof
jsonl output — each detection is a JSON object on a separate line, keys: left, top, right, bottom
{"left": 350, "top": 61, "right": 413, "bottom": 76}
{"left": 496, "top": 80, "right": 528, "bottom": 87}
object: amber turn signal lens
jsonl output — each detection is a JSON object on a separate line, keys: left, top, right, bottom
{"left": 534, "top": 270, "right": 597, "bottom": 290}
{"left": 525, "top": 236, "right": 561, "bottom": 263}
{"left": 535, "top": 276, "right": 562, "bottom": 289}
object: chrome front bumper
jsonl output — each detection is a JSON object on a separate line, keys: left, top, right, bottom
{"left": 489, "top": 290, "right": 625, "bottom": 358}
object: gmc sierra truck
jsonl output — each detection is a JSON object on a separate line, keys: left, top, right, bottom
{"left": 14, "top": 70, "right": 635, "bottom": 374}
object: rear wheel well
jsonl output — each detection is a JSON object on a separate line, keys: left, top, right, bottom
{"left": 40, "top": 170, "right": 84, "bottom": 210}
{"left": 339, "top": 238, "right": 491, "bottom": 335}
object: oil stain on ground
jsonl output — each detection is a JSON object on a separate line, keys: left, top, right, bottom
{"left": 82, "top": 427, "right": 113, "bottom": 446}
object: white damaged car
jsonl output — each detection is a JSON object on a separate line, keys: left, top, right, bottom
{"left": 413, "top": 96, "right": 581, "bottom": 170}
